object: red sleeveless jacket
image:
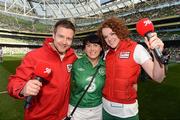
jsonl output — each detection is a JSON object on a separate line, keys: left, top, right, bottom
{"left": 103, "top": 39, "right": 141, "bottom": 104}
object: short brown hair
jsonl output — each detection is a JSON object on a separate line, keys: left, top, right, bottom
{"left": 53, "top": 19, "right": 75, "bottom": 34}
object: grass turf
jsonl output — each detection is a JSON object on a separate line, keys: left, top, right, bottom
{"left": 0, "top": 55, "right": 180, "bottom": 120}
{"left": 0, "top": 56, "right": 24, "bottom": 120}
{"left": 138, "top": 63, "right": 180, "bottom": 120}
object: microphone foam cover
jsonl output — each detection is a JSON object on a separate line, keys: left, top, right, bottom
{"left": 34, "top": 63, "right": 52, "bottom": 80}
{"left": 136, "top": 18, "right": 154, "bottom": 37}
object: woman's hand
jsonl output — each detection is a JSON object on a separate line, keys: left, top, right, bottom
{"left": 144, "top": 32, "right": 164, "bottom": 52}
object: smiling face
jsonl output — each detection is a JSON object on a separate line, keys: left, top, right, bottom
{"left": 84, "top": 42, "right": 102, "bottom": 61}
{"left": 53, "top": 26, "right": 74, "bottom": 54}
{"left": 102, "top": 27, "right": 120, "bottom": 49}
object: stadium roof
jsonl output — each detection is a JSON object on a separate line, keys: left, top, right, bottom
{"left": 0, "top": 0, "right": 145, "bottom": 20}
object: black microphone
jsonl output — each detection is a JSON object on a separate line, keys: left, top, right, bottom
{"left": 25, "top": 63, "right": 52, "bottom": 109}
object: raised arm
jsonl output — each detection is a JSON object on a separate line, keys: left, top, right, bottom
{"left": 142, "top": 32, "right": 165, "bottom": 83}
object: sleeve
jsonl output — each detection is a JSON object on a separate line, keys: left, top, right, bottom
{"left": 133, "top": 44, "right": 152, "bottom": 65}
{"left": 7, "top": 53, "right": 35, "bottom": 99}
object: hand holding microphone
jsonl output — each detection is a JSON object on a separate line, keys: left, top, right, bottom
{"left": 21, "top": 63, "right": 52, "bottom": 109}
{"left": 144, "top": 32, "right": 164, "bottom": 55}
{"left": 136, "top": 18, "right": 167, "bottom": 64}
{"left": 21, "top": 80, "right": 42, "bottom": 97}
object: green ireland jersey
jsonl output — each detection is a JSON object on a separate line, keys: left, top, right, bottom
{"left": 70, "top": 55, "right": 105, "bottom": 108}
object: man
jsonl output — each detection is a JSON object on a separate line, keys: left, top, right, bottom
{"left": 7, "top": 19, "right": 77, "bottom": 120}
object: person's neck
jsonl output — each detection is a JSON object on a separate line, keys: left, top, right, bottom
{"left": 59, "top": 54, "right": 65, "bottom": 61}
{"left": 89, "top": 57, "right": 99, "bottom": 67}
{"left": 114, "top": 41, "right": 120, "bottom": 51}
{"left": 50, "top": 42, "right": 66, "bottom": 60}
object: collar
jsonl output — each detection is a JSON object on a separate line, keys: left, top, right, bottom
{"left": 82, "top": 54, "right": 104, "bottom": 67}
{"left": 109, "top": 38, "right": 132, "bottom": 52}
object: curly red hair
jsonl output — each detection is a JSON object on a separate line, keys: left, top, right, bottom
{"left": 97, "top": 17, "right": 130, "bottom": 48}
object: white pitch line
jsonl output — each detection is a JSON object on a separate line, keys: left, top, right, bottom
{"left": 0, "top": 91, "right": 8, "bottom": 94}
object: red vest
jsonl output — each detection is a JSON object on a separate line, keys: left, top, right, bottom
{"left": 103, "top": 39, "right": 141, "bottom": 104}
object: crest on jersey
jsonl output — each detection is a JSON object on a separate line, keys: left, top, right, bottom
{"left": 98, "top": 67, "right": 105, "bottom": 75}
{"left": 67, "top": 64, "right": 72, "bottom": 72}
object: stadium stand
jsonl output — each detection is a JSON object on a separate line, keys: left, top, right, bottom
{"left": 0, "top": 0, "right": 179, "bottom": 57}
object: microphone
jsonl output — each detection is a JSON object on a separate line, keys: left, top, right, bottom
{"left": 25, "top": 63, "right": 52, "bottom": 109}
{"left": 136, "top": 18, "right": 166, "bottom": 64}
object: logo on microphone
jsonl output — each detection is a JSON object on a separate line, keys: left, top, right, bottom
{"left": 143, "top": 19, "right": 152, "bottom": 26}
{"left": 44, "top": 68, "right": 51, "bottom": 74}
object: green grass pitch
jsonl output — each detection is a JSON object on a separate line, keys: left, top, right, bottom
{"left": 0, "top": 55, "right": 180, "bottom": 120}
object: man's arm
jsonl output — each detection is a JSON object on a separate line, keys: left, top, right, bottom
{"left": 7, "top": 53, "right": 38, "bottom": 99}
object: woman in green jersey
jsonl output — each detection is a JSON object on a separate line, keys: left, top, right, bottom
{"left": 69, "top": 34, "right": 105, "bottom": 120}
